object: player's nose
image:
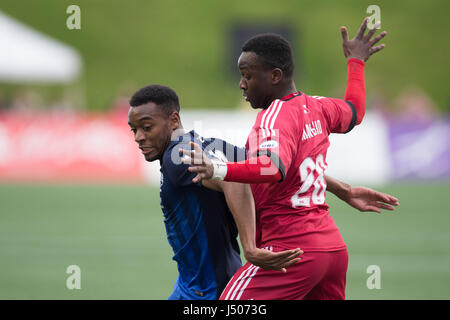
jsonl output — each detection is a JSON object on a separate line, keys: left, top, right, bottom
{"left": 134, "top": 129, "right": 146, "bottom": 143}
{"left": 239, "top": 78, "right": 247, "bottom": 90}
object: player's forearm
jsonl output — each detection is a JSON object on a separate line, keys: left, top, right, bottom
{"left": 223, "top": 156, "right": 282, "bottom": 184}
{"left": 325, "top": 175, "right": 351, "bottom": 201}
{"left": 221, "top": 182, "right": 258, "bottom": 254}
{"left": 344, "top": 58, "right": 366, "bottom": 125}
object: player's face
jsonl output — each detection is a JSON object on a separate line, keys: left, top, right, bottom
{"left": 238, "top": 51, "right": 274, "bottom": 109}
{"left": 128, "top": 103, "right": 178, "bottom": 162}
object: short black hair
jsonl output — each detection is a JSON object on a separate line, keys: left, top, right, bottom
{"left": 242, "top": 33, "right": 294, "bottom": 78}
{"left": 129, "top": 84, "right": 180, "bottom": 116}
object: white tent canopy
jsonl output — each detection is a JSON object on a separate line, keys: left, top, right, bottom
{"left": 0, "top": 11, "right": 82, "bottom": 84}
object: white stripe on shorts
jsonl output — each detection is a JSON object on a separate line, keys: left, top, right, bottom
{"left": 225, "top": 246, "right": 273, "bottom": 300}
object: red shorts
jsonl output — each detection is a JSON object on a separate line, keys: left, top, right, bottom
{"left": 220, "top": 247, "right": 348, "bottom": 300}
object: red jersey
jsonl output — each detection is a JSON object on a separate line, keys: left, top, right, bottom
{"left": 245, "top": 91, "right": 357, "bottom": 251}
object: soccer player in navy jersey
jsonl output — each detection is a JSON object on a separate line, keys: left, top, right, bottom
{"left": 128, "top": 84, "right": 302, "bottom": 300}
{"left": 182, "top": 18, "right": 396, "bottom": 299}
{"left": 128, "top": 81, "right": 397, "bottom": 300}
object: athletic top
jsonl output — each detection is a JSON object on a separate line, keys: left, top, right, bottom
{"left": 160, "top": 130, "right": 245, "bottom": 299}
{"left": 245, "top": 91, "right": 357, "bottom": 251}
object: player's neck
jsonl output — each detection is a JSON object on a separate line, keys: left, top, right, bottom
{"left": 276, "top": 82, "right": 297, "bottom": 100}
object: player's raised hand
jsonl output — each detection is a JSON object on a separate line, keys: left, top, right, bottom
{"left": 345, "top": 186, "right": 399, "bottom": 213}
{"left": 341, "top": 17, "right": 387, "bottom": 62}
{"left": 179, "top": 141, "right": 214, "bottom": 182}
{"left": 244, "top": 247, "right": 303, "bottom": 273}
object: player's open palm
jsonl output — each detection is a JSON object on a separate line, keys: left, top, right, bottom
{"left": 341, "top": 17, "right": 387, "bottom": 62}
{"left": 346, "top": 186, "right": 399, "bottom": 213}
{"left": 245, "top": 247, "right": 303, "bottom": 273}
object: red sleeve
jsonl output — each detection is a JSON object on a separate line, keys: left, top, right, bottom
{"left": 344, "top": 58, "right": 366, "bottom": 125}
{"left": 224, "top": 155, "right": 282, "bottom": 183}
{"left": 225, "top": 99, "right": 296, "bottom": 183}
{"left": 319, "top": 58, "right": 365, "bottom": 133}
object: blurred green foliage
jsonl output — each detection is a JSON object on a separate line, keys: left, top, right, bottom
{"left": 0, "top": 0, "right": 449, "bottom": 111}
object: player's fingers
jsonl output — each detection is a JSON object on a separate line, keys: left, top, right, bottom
{"left": 188, "top": 167, "right": 206, "bottom": 176}
{"left": 271, "top": 248, "right": 303, "bottom": 261}
{"left": 369, "top": 30, "right": 387, "bottom": 46}
{"left": 340, "top": 26, "right": 349, "bottom": 42}
{"left": 370, "top": 191, "right": 394, "bottom": 204}
{"left": 284, "top": 257, "right": 301, "bottom": 267}
{"left": 364, "top": 23, "right": 379, "bottom": 41}
{"left": 190, "top": 141, "right": 205, "bottom": 158}
{"left": 364, "top": 205, "right": 381, "bottom": 213}
{"left": 380, "top": 195, "right": 399, "bottom": 206}
{"left": 276, "top": 252, "right": 302, "bottom": 266}
{"left": 180, "top": 153, "right": 194, "bottom": 165}
{"left": 275, "top": 258, "right": 301, "bottom": 273}
{"left": 356, "top": 17, "right": 369, "bottom": 39}
{"left": 369, "top": 44, "right": 385, "bottom": 55}
{"left": 192, "top": 173, "right": 202, "bottom": 183}
{"left": 179, "top": 149, "right": 202, "bottom": 164}
{"left": 385, "top": 194, "right": 399, "bottom": 205}
{"left": 279, "top": 258, "right": 301, "bottom": 272}
{"left": 179, "top": 148, "right": 190, "bottom": 157}
{"left": 374, "top": 202, "right": 396, "bottom": 211}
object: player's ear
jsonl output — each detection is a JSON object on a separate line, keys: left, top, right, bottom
{"left": 169, "top": 111, "right": 181, "bottom": 130}
{"left": 271, "top": 68, "right": 283, "bottom": 85}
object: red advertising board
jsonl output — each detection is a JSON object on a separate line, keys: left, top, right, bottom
{"left": 0, "top": 110, "right": 144, "bottom": 183}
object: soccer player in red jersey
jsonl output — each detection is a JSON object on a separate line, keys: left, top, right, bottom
{"left": 181, "top": 18, "right": 389, "bottom": 300}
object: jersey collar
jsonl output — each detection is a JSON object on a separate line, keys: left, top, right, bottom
{"left": 280, "top": 91, "right": 302, "bottom": 101}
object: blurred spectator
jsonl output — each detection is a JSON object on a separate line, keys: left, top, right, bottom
{"left": 7, "top": 89, "right": 43, "bottom": 115}
{"left": 368, "top": 89, "right": 392, "bottom": 118}
{"left": 395, "top": 86, "right": 439, "bottom": 122}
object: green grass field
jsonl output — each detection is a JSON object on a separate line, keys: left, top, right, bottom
{"left": 0, "top": 183, "right": 449, "bottom": 299}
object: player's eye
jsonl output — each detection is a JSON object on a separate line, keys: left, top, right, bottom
{"left": 143, "top": 126, "right": 151, "bottom": 132}
{"left": 130, "top": 128, "right": 137, "bottom": 134}
{"left": 240, "top": 71, "right": 250, "bottom": 80}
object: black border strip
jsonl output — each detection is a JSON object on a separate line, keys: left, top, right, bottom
{"left": 344, "top": 100, "right": 357, "bottom": 133}
{"left": 281, "top": 91, "right": 302, "bottom": 101}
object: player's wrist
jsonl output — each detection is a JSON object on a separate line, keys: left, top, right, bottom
{"left": 347, "top": 57, "right": 365, "bottom": 65}
{"left": 335, "top": 182, "right": 352, "bottom": 201}
{"left": 243, "top": 246, "right": 259, "bottom": 261}
{"left": 210, "top": 159, "right": 227, "bottom": 180}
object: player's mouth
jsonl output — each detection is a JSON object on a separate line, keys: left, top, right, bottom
{"left": 243, "top": 92, "right": 249, "bottom": 101}
{"left": 139, "top": 146, "right": 153, "bottom": 155}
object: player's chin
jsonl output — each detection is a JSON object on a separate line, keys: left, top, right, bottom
{"left": 248, "top": 99, "right": 259, "bottom": 109}
{"left": 144, "top": 152, "right": 158, "bottom": 162}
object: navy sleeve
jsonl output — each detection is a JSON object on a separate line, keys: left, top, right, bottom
{"left": 162, "top": 141, "right": 201, "bottom": 187}
{"left": 203, "top": 138, "right": 247, "bottom": 162}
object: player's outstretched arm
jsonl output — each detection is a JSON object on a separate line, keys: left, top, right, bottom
{"left": 339, "top": 18, "right": 387, "bottom": 126}
{"left": 180, "top": 142, "right": 282, "bottom": 184}
{"left": 202, "top": 179, "right": 302, "bottom": 272}
{"left": 325, "top": 175, "right": 399, "bottom": 213}
{"left": 341, "top": 17, "right": 387, "bottom": 62}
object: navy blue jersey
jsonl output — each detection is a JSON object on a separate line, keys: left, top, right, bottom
{"left": 160, "top": 130, "right": 246, "bottom": 300}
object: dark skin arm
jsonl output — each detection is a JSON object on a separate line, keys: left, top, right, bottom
{"left": 201, "top": 179, "right": 302, "bottom": 272}
{"left": 325, "top": 175, "right": 399, "bottom": 213}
